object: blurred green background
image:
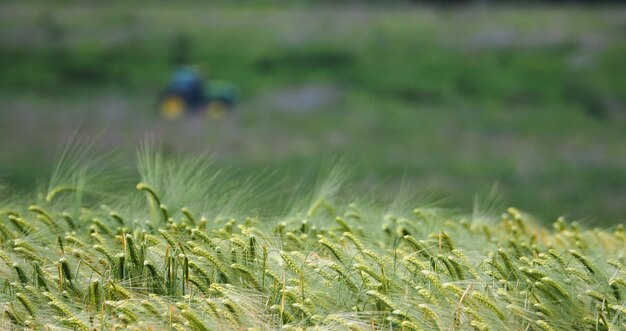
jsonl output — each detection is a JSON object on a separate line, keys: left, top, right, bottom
{"left": 1, "top": 2, "right": 625, "bottom": 225}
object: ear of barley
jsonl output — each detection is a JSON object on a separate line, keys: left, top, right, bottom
{"left": 585, "top": 289, "right": 607, "bottom": 303}
{"left": 386, "top": 315, "right": 404, "bottom": 328}
{"left": 3, "top": 306, "right": 26, "bottom": 327}
{"left": 292, "top": 302, "right": 318, "bottom": 321}
{"left": 108, "top": 280, "right": 132, "bottom": 300}
{"left": 519, "top": 267, "right": 547, "bottom": 281}
{"left": 354, "top": 263, "right": 384, "bottom": 285}
{"left": 335, "top": 217, "right": 353, "bottom": 233}
{"left": 114, "top": 253, "right": 126, "bottom": 280}
{"left": 446, "top": 255, "right": 466, "bottom": 280}
{"left": 165, "top": 254, "right": 177, "bottom": 295}
{"left": 401, "top": 320, "right": 423, "bottom": 331}
{"left": 415, "top": 285, "right": 439, "bottom": 305}
{"left": 533, "top": 303, "right": 552, "bottom": 317}
{"left": 439, "top": 231, "right": 455, "bottom": 252}
{"left": 342, "top": 232, "right": 365, "bottom": 253}
{"left": 0, "top": 221, "right": 16, "bottom": 241}
{"left": 48, "top": 299, "right": 73, "bottom": 317}
{"left": 307, "top": 197, "right": 326, "bottom": 218}
{"left": 533, "top": 281, "right": 559, "bottom": 302}
{"left": 405, "top": 255, "right": 427, "bottom": 272}
{"left": 140, "top": 299, "right": 163, "bottom": 319}
{"left": 143, "top": 261, "right": 164, "bottom": 294}
{"left": 180, "top": 207, "right": 196, "bottom": 225}
{"left": 90, "top": 232, "right": 106, "bottom": 246}
{"left": 547, "top": 249, "right": 565, "bottom": 267}
{"left": 188, "top": 276, "right": 210, "bottom": 295}
{"left": 191, "top": 229, "right": 216, "bottom": 248}
{"left": 65, "top": 234, "right": 87, "bottom": 248}
{"left": 58, "top": 317, "right": 90, "bottom": 331}
{"left": 61, "top": 212, "right": 76, "bottom": 230}
{"left": 136, "top": 182, "right": 162, "bottom": 207}
{"left": 113, "top": 301, "right": 139, "bottom": 323}
{"left": 13, "top": 240, "right": 37, "bottom": 253}
{"left": 108, "top": 211, "right": 125, "bottom": 226}
{"left": 485, "top": 257, "right": 508, "bottom": 280}
{"left": 279, "top": 251, "right": 303, "bottom": 276}
{"left": 124, "top": 234, "right": 141, "bottom": 267}
{"left": 93, "top": 244, "right": 114, "bottom": 262}
{"left": 35, "top": 214, "right": 57, "bottom": 231}
{"left": 421, "top": 270, "right": 444, "bottom": 294}
{"left": 229, "top": 236, "right": 246, "bottom": 249}
{"left": 45, "top": 186, "right": 76, "bottom": 203}
{"left": 159, "top": 229, "right": 177, "bottom": 248}
{"left": 270, "top": 304, "right": 294, "bottom": 324}
{"left": 437, "top": 254, "right": 459, "bottom": 279}
{"left": 8, "top": 215, "right": 37, "bottom": 235}
{"left": 418, "top": 304, "right": 442, "bottom": 331}
{"left": 28, "top": 204, "right": 54, "bottom": 221}
{"left": 159, "top": 204, "right": 171, "bottom": 222}
{"left": 13, "top": 263, "right": 29, "bottom": 284}
{"left": 609, "top": 278, "right": 625, "bottom": 298}
{"left": 244, "top": 235, "right": 257, "bottom": 263}
{"left": 0, "top": 249, "right": 12, "bottom": 267}
{"left": 89, "top": 280, "right": 102, "bottom": 310}
{"left": 13, "top": 247, "right": 43, "bottom": 263}
{"left": 471, "top": 292, "right": 505, "bottom": 320}
{"left": 286, "top": 232, "right": 303, "bottom": 248}
{"left": 404, "top": 235, "right": 432, "bottom": 259}
{"left": 470, "top": 320, "right": 489, "bottom": 331}
{"left": 363, "top": 249, "right": 385, "bottom": 269}
{"left": 231, "top": 263, "right": 262, "bottom": 290}
{"left": 497, "top": 248, "right": 518, "bottom": 281}
{"left": 569, "top": 250, "right": 596, "bottom": 275}
{"left": 609, "top": 304, "right": 626, "bottom": 316}
{"left": 92, "top": 219, "right": 114, "bottom": 236}
{"left": 32, "top": 261, "right": 49, "bottom": 291}
{"left": 192, "top": 247, "right": 229, "bottom": 277}
{"left": 536, "top": 320, "right": 556, "bottom": 331}
{"left": 442, "top": 282, "right": 465, "bottom": 298}
{"left": 181, "top": 309, "right": 212, "bottom": 331}
{"left": 182, "top": 254, "right": 189, "bottom": 294}
{"left": 188, "top": 260, "right": 213, "bottom": 284}
{"left": 366, "top": 290, "right": 397, "bottom": 310}
{"left": 222, "top": 298, "right": 243, "bottom": 321}
{"left": 15, "top": 293, "right": 36, "bottom": 316}
{"left": 318, "top": 236, "right": 345, "bottom": 264}
{"left": 539, "top": 277, "right": 569, "bottom": 299}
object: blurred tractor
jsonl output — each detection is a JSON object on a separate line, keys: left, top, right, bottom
{"left": 158, "top": 66, "right": 238, "bottom": 119}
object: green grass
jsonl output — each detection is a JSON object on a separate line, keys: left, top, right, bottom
{"left": 1, "top": 2, "right": 626, "bottom": 225}
{"left": 0, "top": 149, "right": 624, "bottom": 330}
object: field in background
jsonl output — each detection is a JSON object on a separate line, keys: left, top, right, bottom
{"left": 1, "top": 2, "right": 626, "bottom": 225}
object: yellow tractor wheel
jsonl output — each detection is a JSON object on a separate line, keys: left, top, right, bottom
{"left": 206, "top": 101, "right": 226, "bottom": 120}
{"left": 161, "top": 96, "right": 185, "bottom": 119}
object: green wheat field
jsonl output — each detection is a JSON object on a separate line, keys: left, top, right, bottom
{"left": 0, "top": 146, "right": 623, "bottom": 330}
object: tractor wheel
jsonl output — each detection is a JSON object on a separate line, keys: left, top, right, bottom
{"left": 206, "top": 101, "right": 226, "bottom": 120}
{"left": 161, "top": 96, "right": 186, "bottom": 119}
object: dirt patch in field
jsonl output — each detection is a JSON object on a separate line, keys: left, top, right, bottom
{"left": 255, "top": 84, "right": 343, "bottom": 113}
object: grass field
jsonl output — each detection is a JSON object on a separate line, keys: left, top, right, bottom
{"left": 1, "top": 2, "right": 626, "bottom": 226}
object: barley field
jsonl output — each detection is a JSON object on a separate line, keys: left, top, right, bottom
{"left": 0, "top": 2, "right": 625, "bottom": 329}
{"left": 0, "top": 148, "right": 624, "bottom": 330}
